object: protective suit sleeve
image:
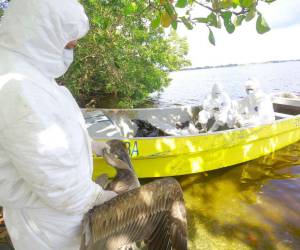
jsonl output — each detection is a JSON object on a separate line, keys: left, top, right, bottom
{"left": 202, "top": 95, "right": 212, "bottom": 111}
{"left": 0, "top": 83, "right": 108, "bottom": 214}
{"left": 91, "top": 140, "right": 110, "bottom": 157}
{"left": 220, "top": 93, "right": 231, "bottom": 111}
{"left": 255, "top": 94, "right": 275, "bottom": 124}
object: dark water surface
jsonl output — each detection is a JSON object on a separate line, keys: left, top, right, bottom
{"left": 177, "top": 141, "right": 300, "bottom": 250}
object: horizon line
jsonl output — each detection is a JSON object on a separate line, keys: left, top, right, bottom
{"left": 180, "top": 59, "right": 300, "bottom": 72}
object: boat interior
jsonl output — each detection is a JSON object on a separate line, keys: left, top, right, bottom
{"left": 273, "top": 96, "right": 300, "bottom": 118}
{"left": 83, "top": 96, "right": 300, "bottom": 139}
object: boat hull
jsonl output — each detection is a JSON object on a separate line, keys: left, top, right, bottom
{"left": 92, "top": 115, "right": 300, "bottom": 178}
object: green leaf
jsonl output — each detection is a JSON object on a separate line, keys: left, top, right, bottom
{"left": 207, "top": 13, "right": 218, "bottom": 28}
{"left": 161, "top": 12, "right": 172, "bottom": 28}
{"left": 245, "top": 8, "right": 256, "bottom": 21}
{"left": 171, "top": 20, "right": 178, "bottom": 30}
{"left": 240, "top": 0, "right": 255, "bottom": 8}
{"left": 222, "top": 11, "right": 232, "bottom": 21}
{"left": 176, "top": 0, "right": 188, "bottom": 8}
{"left": 124, "top": 2, "right": 138, "bottom": 15}
{"left": 181, "top": 17, "right": 193, "bottom": 30}
{"left": 225, "top": 21, "right": 235, "bottom": 33}
{"left": 256, "top": 13, "right": 270, "bottom": 34}
{"left": 195, "top": 17, "right": 208, "bottom": 24}
{"left": 209, "top": 29, "right": 216, "bottom": 46}
{"left": 212, "top": 0, "right": 220, "bottom": 10}
{"left": 93, "top": 15, "right": 102, "bottom": 27}
{"left": 151, "top": 15, "right": 161, "bottom": 29}
{"left": 222, "top": 11, "right": 235, "bottom": 33}
{"left": 220, "top": 0, "right": 233, "bottom": 9}
{"left": 206, "top": 13, "right": 221, "bottom": 29}
{"left": 232, "top": 0, "right": 240, "bottom": 5}
{"left": 164, "top": 2, "right": 176, "bottom": 19}
{"left": 234, "top": 15, "right": 245, "bottom": 26}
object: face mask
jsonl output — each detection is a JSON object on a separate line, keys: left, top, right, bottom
{"left": 213, "top": 92, "right": 221, "bottom": 99}
{"left": 246, "top": 89, "right": 254, "bottom": 95}
{"left": 62, "top": 49, "right": 74, "bottom": 70}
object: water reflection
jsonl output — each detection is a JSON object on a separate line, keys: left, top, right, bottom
{"left": 177, "top": 141, "right": 300, "bottom": 249}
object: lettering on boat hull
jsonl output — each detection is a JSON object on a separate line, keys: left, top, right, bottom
{"left": 125, "top": 141, "right": 139, "bottom": 157}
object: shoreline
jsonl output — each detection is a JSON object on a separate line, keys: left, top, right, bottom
{"left": 179, "top": 59, "right": 300, "bottom": 72}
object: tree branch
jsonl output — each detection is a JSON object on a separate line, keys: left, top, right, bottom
{"left": 194, "top": 1, "right": 214, "bottom": 12}
{"left": 194, "top": 0, "right": 249, "bottom": 16}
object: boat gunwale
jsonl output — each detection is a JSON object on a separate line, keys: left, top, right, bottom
{"left": 92, "top": 114, "right": 300, "bottom": 141}
{"left": 91, "top": 110, "right": 300, "bottom": 178}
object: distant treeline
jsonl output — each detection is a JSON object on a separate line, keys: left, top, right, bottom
{"left": 181, "top": 59, "right": 300, "bottom": 72}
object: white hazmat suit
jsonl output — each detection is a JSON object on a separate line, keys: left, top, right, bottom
{"left": 238, "top": 79, "right": 275, "bottom": 126}
{"left": 0, "top": 1, "right": 116, "bottom": 249}
{"left": 198, "top": 83, "right": 233, "bottom": 132}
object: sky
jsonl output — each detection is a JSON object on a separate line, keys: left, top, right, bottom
{"left": 177, "top": 0, "right": 300, "bottom": 67}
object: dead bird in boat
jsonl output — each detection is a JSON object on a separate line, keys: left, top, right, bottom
{"left": 81, "top": 140, "right": 188, "bottom": 250}
{"left": 132, "top": 119, "right": 170, "bottom": 137}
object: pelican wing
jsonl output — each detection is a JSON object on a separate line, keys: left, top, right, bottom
{"left": 81, "top": 178, "right": 187, "bottom": 250}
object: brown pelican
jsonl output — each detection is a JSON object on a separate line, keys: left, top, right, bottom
{"left": 97, "top": 140, "right": 140, "bottom": 194}
{"left": 81, "top": 140, "right": 187, "bottom": 250}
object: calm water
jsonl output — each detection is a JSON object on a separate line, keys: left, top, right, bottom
{"left": 151, "top": 61, "right": 300, "bottom": 107}
{"left": 159, "top": 61, "right": 300, "bottom": 249}
{"left": 178, "top": 142, "right": 300, "bottom": 249}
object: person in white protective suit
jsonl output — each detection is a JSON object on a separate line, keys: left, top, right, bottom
{"left": 238, "top": 79, "right": 275, "bottom": 127}
{"left": 197, "top": 83, "right": 234, "bottom": 132}
{"left": 0, "top": 1, "right": 118, "bottom": 249}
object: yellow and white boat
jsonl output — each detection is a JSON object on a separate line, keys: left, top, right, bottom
{"left": 84, "top": 96, "right": 300, "bottom": 179}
